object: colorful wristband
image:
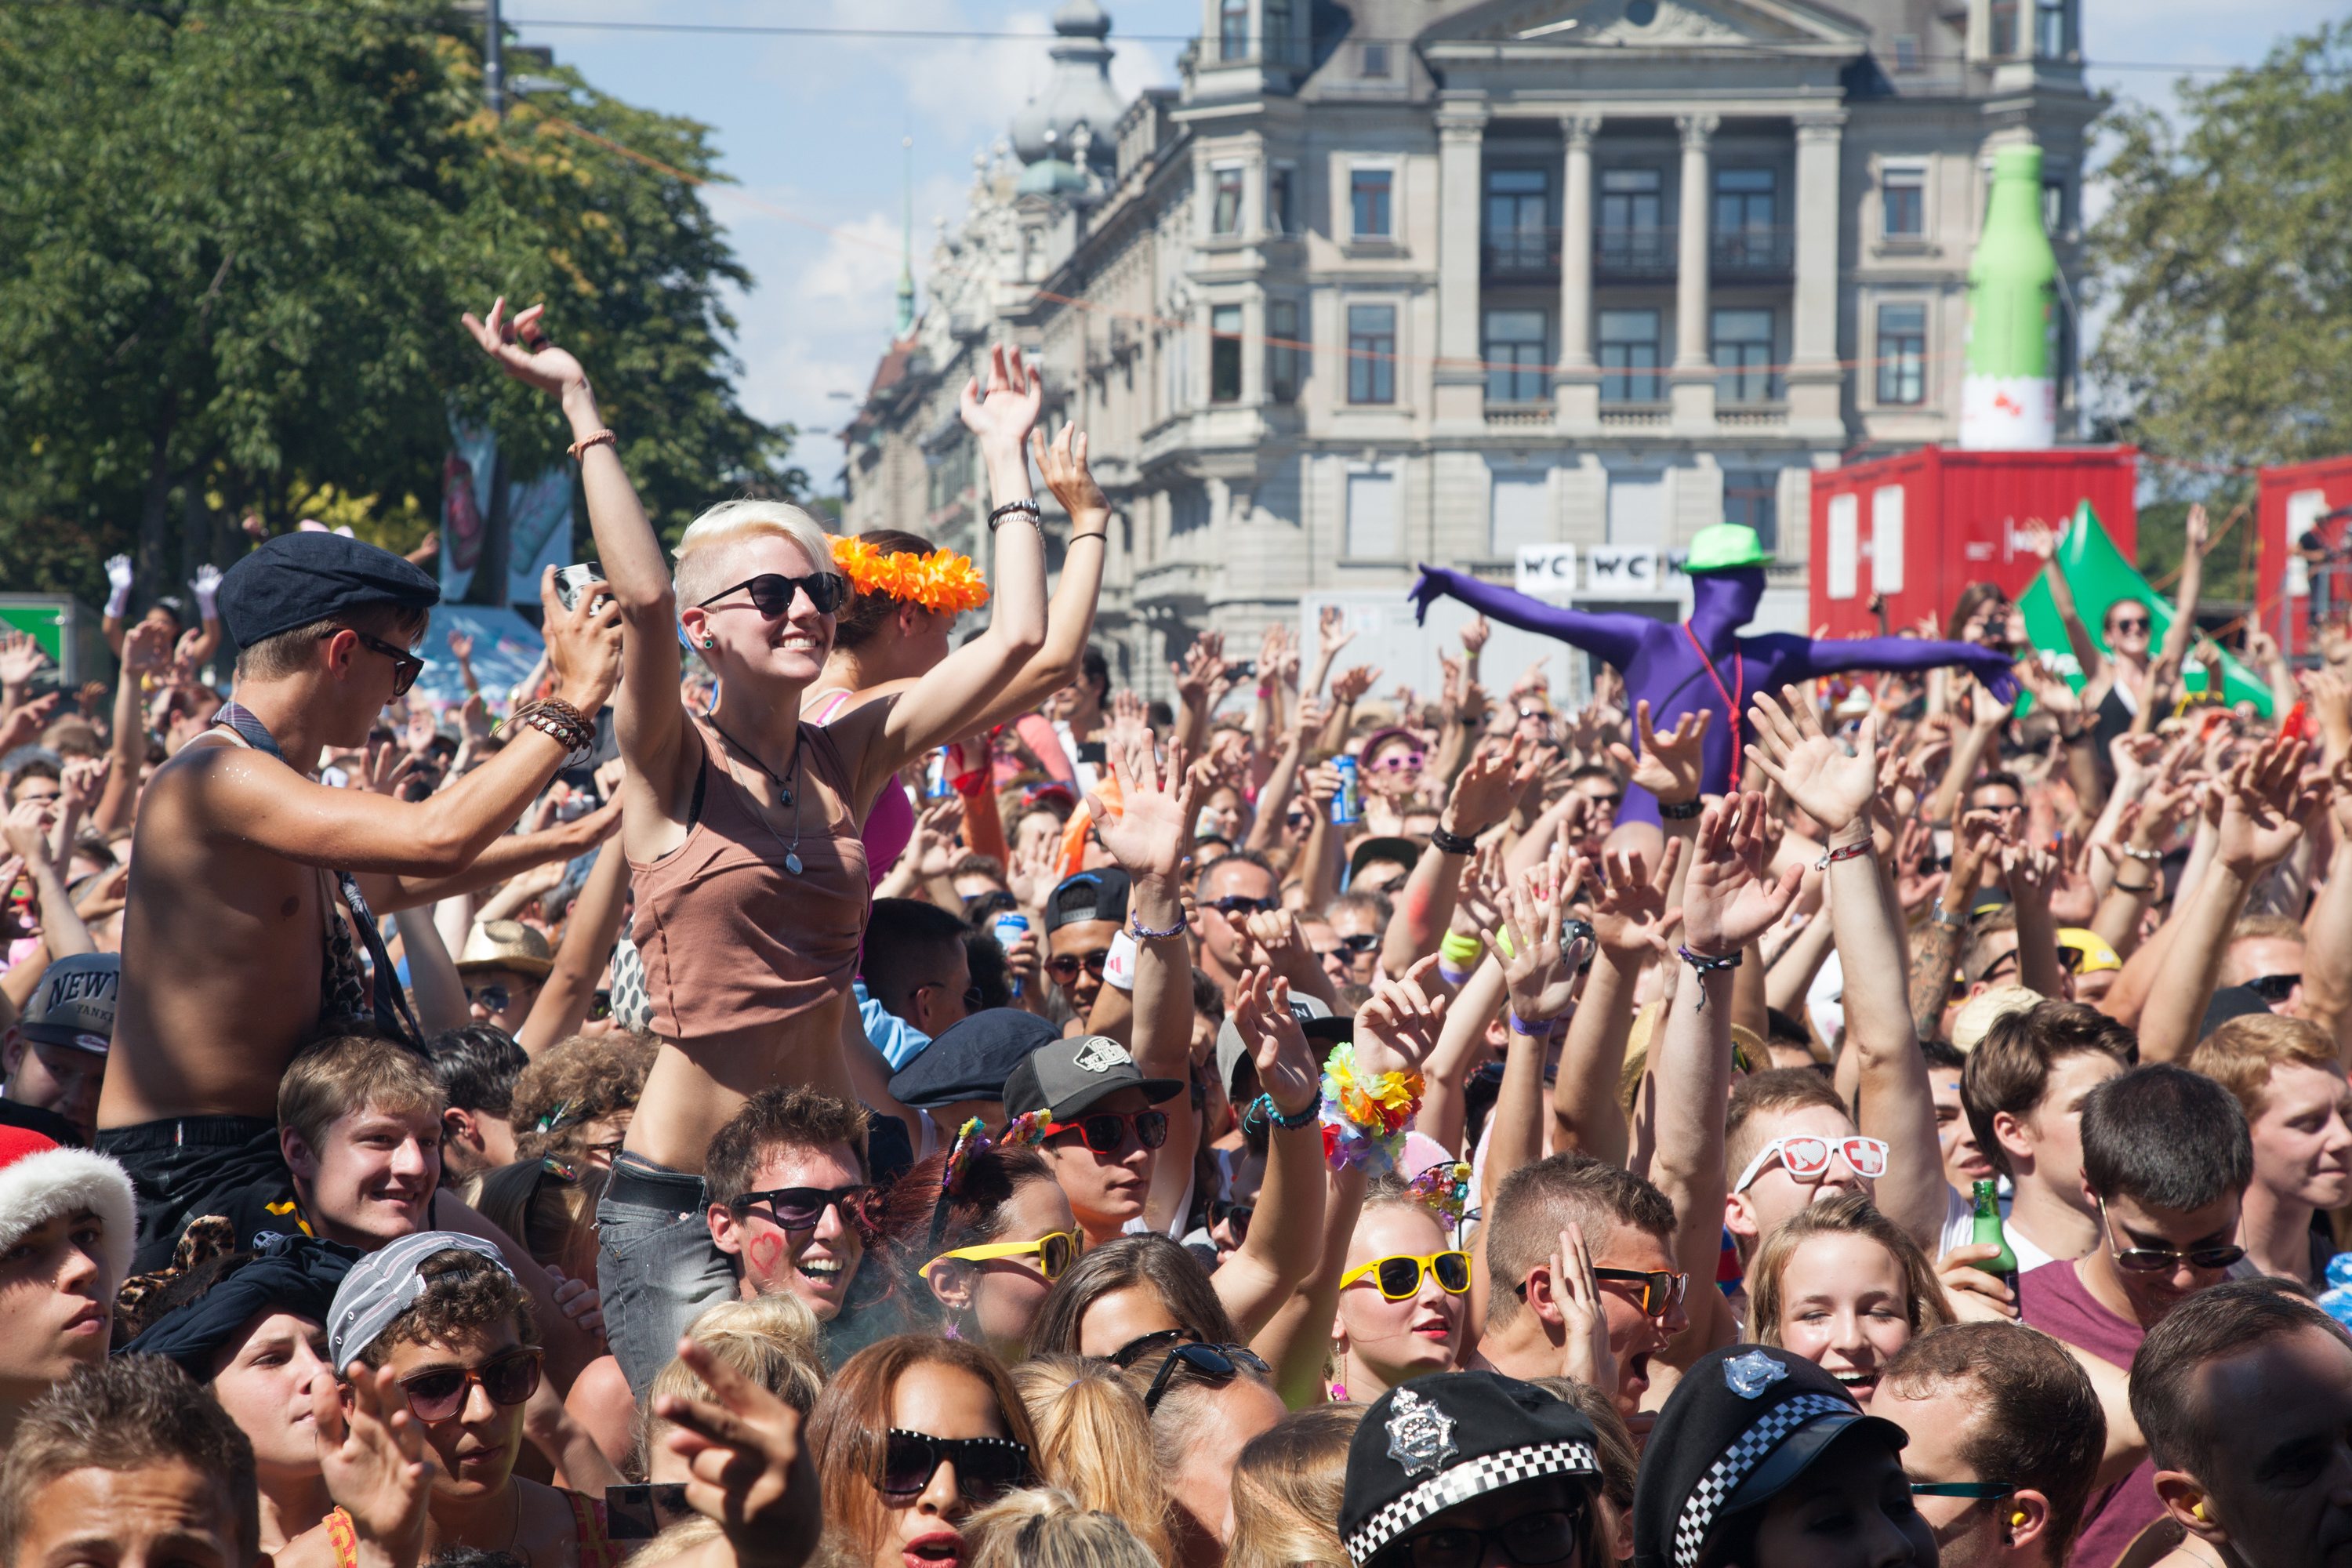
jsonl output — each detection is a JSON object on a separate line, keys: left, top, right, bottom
{"left": 1438, "top": 930, "right": 1486, "bottom": 968}
{"left": 1319, "top": 1044, "right": 1424, "bottom": 1177}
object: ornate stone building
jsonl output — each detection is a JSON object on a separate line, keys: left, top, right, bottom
{"left": 840, "top": 0, "right": 2095, "bottom": 700}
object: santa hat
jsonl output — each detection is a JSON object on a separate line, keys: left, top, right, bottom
{"left": 0, "top": 1127, "right": 135, "bottom": 1288}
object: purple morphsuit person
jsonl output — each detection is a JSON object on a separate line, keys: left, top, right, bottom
{"left": 1411, "top": 524, "right": 2019, "bottom": 826}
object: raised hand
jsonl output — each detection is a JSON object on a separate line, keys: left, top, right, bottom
{"left": 1481, "top": 851, "right": 1591, "bottom": 1029}
{"left": 1450, "top": 840, "right": 1509, "bottom": 942}
{"left": 1681, "top": 793, "right": 1805, "bottom": 960}
{"left": 912, "top": 794, "right": 967, "bottom": 877}
{"left": 2186, "top": 502, "right": 2212, "bottom": 557}
{"left": 1085, "top": 738, "right": 1198, "bottom": 885}
{"left": 1231, "top": 968, "right": 1321, "bottom": 1118}
{"left": 1105, "top": 688, "right": 1152, "bottom": 762}
{"left": 3, "top": 801, "right": 56, "bottom": 869}
{"left": 56, "top": 756, "right": 110, "bottom": 817}
{"left": 318, "top": 1361, "right": 434, "bottom": 1566}
{"left": 538, "top": 563, "right": 624, "bottom": 714}
{"left": 1551, "top": 1221, "right": 1620, "bottom": 1392}
{"left": 189, "top": 561, "right": 223, "bottom": 605}
{"left": 1588, "top": 841, "right": 1681, "bottom": 961}
{"left": 1330, "top": 663, "right": 1381, "bottom": 706}
{"left": 1352, "top": 954, "right": 1450, "bottom": 1080}
{"left": 360, "top": 741, "right": 419, "bottom": 798}
{"left": 958, "top": 343, "right": 1044, "bottom": 457}
{"left": 1317, "top": 603, "right": 1355, "bottom": 660}
{"left": 1459, "top": 614, "right": 1491, "bottom": 655}
{"left": 462, "top": 296, "right": 586, "bottom": 398}
{"left": 2214, "top": 735, "right": 2310, "bottom": 875}
{"left": 1173, "top": 633, "right": 1226, "bottom": 710}
{"left": 2020, "top": 517, "right": 2060, "bottom": 561}
{"left": 122, "top": 619, "right": 172, "bottom": 676}
{"left": 1445, "top": 733, "right": 1541, "bottom": 839}
{"left": 104, "top": 554, "right": 133, "bottom": 596}
{"left": 2000, "top": 838, "right": 2057, "bottom": 913}
{"left": 656, "top": 1337, "right": 822, "bottom": 1568}
{"left": 1608, "top": 699, "right": 1710, "bottom": 807}
{"left": 1744, "top": 685, "right": 1879, "bottom": 834}
{"left": 446, "top": 629, "right": 475, "bottom": 664}
{"left": 0, "top": 631, "right": 49, "bottom": 692}
{"left": 1031, "top": 420, "right": 1108, "bottom": 523}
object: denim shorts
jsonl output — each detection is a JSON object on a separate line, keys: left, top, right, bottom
{"left": 594, "top": 1152, "right": 742, "bottom": 1395}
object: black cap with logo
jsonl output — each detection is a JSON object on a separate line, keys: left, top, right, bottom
{"left": 1001, "top": 1033, "right": 1184, "bottom": 1123}
{"left": 22, "top": 953, "right": 118, "bottom": 1055}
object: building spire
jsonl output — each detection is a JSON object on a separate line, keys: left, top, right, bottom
{"left": 895, "top": 135, "right": 916, "bottom": 339}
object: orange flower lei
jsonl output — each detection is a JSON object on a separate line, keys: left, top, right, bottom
{"left": 829, "top": 535, "right": 990, "bottom": 616}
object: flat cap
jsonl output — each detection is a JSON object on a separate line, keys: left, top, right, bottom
{"left": 217, "top": 532, "right": 439, "bottom": 652}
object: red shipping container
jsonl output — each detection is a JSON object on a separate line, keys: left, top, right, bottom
{"left": 1809, "top": 445, "right": 2140, "bottom": 639}
{"left": 2256, "top": 456, "right": 2352, "bottom": 658}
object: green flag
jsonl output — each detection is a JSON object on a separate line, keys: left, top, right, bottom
{"left": 2016, "top": 501, "right": 2270, "bottom": 717}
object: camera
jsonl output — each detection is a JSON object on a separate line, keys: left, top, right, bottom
{"left": 553, "top": 562, "right": 609, "bottom": 615}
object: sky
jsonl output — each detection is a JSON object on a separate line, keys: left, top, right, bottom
{"left": 502, "top": 0, "right": 2346, "bottom": 493}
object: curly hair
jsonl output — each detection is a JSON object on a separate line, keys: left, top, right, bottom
{"left": 354, "top": 1247, "right": 537, "bottom": 1369}
{"left": 508, "top": 1032, "right": 656, "bottom": 1166}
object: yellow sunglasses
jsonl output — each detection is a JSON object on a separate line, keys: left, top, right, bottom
{"left": 1339, "top": 1250, "right": 1472, "bottom": 1301}
{"left": 924, "top": 1230, "right": 1080, "bottom": 1283}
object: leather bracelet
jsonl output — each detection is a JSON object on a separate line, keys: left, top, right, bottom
{"left": 1676, "top": 944, "right": 1741, "bottom": 1011}
{"left": 1429, "top": 825, "right": 1479, "bottom": 855}
{"left": 566, "top": 429, "right": 617, "bottom": 463}
{"left": 1817, "top": 840, "right": 1872, "bottom": 871}
{"left": 2112, "top": 874, "right": 2155, "bottom": 895}
{"left": 1929, "top": 906, "right": 1969, "bottom": 929}
{"left": 1067, "top": 530, "right": 1108, "bottom": 546}
{"left": 1130, "top": 911, "right": 1187, "bottom": 942}
{"left": 1658, "top": 797, "right": 1704, "bottom": 820}
{"left": 987, "top": 499, "right": 1041, "bottom": 532}
{"left": 503, "top": 698, "right": 595, "bottom": 766}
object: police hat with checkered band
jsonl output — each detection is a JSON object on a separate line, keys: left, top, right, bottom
{"left": 1630, "top": 1345, "right": 1909, "bottom": 1568}
{"left": 1339, "top": 1372, "right": 1602, "bottom": 1566}
{"left": 1001, "top": 1033, "right": 1183, "bottom": 1123}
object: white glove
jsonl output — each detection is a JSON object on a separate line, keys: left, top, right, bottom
{"left": 190, "top": 563, "right": 222, "bottom": 622}
{"left": 104, "top": 555, "right": 133, "bottom": 619}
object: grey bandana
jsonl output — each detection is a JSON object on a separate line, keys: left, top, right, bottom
{"left": 325, "top": 1230, "right": 511, "bottom": 1370}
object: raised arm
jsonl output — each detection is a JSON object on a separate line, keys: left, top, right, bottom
{"left": 1216, "top": 969, "right": 1330, "bottom": 1341}
{"left": 2023, "top": 519, "right": 2107, "bottom": 693}
{"left": 1553, "top": 842, "right": 1678, "bottom": 1170}
{"left": 1382, "top": 738, "right": 1539, "bottom": 977}
{"left": 1410, "top": 566, "right": 1651, "bottom": 670}
{"left": 2158, "top": 506, "right": 2213, "bottom": 670}
{"left": 955, "top": 423, "right": 1113, "bottom": 726}
{"left": 516, "top": 833, "right": 633, "bottom": 1057}
{"left": 1477, "top": 851, "right": 1590, "bottom": 1207}
{"left": 1780, "top": 630, "right": 2020, "bottom": 702}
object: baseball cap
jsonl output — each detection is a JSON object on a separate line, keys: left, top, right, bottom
{"left": 1043, "top": 869, "right": 1131, "bottom": 935}
{"left": 1002, "top": 1033, "right": 1183, "bottom": 1123}
{"left": 890, "top": 1010, "right": 1061, "bottom": 1110}
{"left": 1213, "top": 992, "right": 1350, "bottom": 1100}
{"left": 22, "top": 953, "right": 119, "bottom": 1054}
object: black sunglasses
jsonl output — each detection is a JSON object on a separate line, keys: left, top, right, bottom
{"left": 1040, "top": 1109, "right": 1168, "bottom": 1153}
{"left": 2246, "top": 973, "right": 2301, "bottom": 1003}
{"left": 697, "top": 571, "right": 849, "bottom": 618}
{"left": 1142, "top": 1342, "right": 1269, "bottom": 1416}
{"left": 397, "top": 1347, "right": 542, "bottom": 1424}
{"left": 1210, "top": 1199, "right": 1254, "bottom": 1244}
{"left": 1401, "top": 1508, "right": 1585, "bottom": 1568}
{"left": 1045, "top": 949, "right": 1111, "bottom": 982}
{"left": 1107, "top": 1327, "right": 1194, "bottom": 1369}
{"left": 877, "top": 1429, "right": 1030, "bottom": 1503}
{"left": 2100, "top": 1200, "right": 2245, "bottom": 1273}
{"left": 728, "top": 1182, "right": 881, "bottom": 1232}
{"left": 1333, "top": 931, "right": 1381, "bottom": 953}
{"left": 1911, "top": 1481, "right": 2018, "bottom": 1500}
{"left": 1207, "top": 894, "right": 1280, "bottom": 917}
{"left": 325, "top": 628, "right": 423, "bottom": 697}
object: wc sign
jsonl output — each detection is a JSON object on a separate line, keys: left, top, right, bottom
{"left": 1515, "top": 545, "right": 1578, "bottom": 596}
{"left": 1588, "top": 546, "right": 1658, "bottom": 590}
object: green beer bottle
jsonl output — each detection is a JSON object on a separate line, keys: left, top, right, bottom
{"left": 1971, "top": 1178, "right": 2022, "bottom": 1301}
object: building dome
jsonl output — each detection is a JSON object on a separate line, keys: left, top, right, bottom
{"left": 1009, "top": 0, "right": 1123, "bottom": 173}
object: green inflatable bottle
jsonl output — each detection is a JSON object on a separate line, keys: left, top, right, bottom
{"left": 1959, "top": 144, "right": 2059, "bottom": 450}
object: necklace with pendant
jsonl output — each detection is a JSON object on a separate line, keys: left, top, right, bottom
{"left": 709, "top": 716, "right": 806, "bottom": 875}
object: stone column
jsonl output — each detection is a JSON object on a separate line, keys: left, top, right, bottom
{"left": 1671, "top": 114, "right": 1719, "bottom": 432}
{"left": 1787, "top": 110, "right": 1847, "bottom": 437}
{"left": 1433, "top": 96, "right": 1490, "bottom": 432}
{"left": 1555, "top": 114, "right": 1602, "bottom": 432}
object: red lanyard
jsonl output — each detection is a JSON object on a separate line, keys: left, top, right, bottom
{"left": 1682, "top": 622, "right": 1744, "bottom": 746}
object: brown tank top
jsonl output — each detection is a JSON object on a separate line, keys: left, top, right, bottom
{"left": 628, "top": 715, "right": 869, "bottom": 1043}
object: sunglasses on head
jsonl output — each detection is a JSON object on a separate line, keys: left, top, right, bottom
{"left": 696, "top": 571, "right": 849, "bottom": 619}
{"left": 2246, "top": 972, "right": 2301, "bottom": 1003}
{"left": 1341, "top": 1250, "right": 1471, "bottom": 1301}
{"left": 322, "top": 628, "right": 423, "bottom": 697}
{"left": 2098, "top": 1198, "right": 2246, "bottom": 1273}
{"left": 1107, "top": 1327, "right": 1194, "bottom": 1369}
{"left": 1733, "top": 1134, "right": 1890, "bottom": 1194}
{"left": 1040, "top": 1108, "right": 1168, "bottom": 1153}
{"left": 926, "top": 1229, "right": 1079, "bottom": 1283}
{"left": 1142, "top": 1342, "right": 1269, "bottom": 1416}
{"left": 1045, "top": 949, "right": 1111, "bottom": 982}
{"left": 1207, "top": 894, "right": 1280, "bottom": 917}
{"left": 727, "top": 1182, "right": 881, "bottom": 1232}
{"left": 877, "top": 1429, "right": 1030, "bottom": 1503}
{"left": 1399, "top": 1508, "right": 1585, "bottom": 1568}
{"left": 397, "top": 1347, "right": 542, "bottom": 1424}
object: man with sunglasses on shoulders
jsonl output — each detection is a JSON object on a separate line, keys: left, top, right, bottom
{"left": 703, "top": 1085, "right": 878, "bottom": 1337}
{"left": 103, "top": 532, "right": 622, "bottom": 1272}
{"left": 2015, "top": 1062, "right": 2256, "bottom": 1567}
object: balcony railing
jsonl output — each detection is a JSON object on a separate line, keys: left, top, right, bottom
{"left": 1595, "top": 227, "right": 1677, "bottom": 280}
{"left": 1483, "top": 227, "right": 1561, "bottom": 278}
{"left": 1712, "top": 225, "right": 1794, "bottom": 276}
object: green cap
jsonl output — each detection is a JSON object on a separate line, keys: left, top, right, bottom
{"left": 1684, "top": 524, "right": 1773, "bottom": 574}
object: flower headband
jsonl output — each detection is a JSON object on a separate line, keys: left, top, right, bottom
{"left": 927, "top": 1114, "right": 1048, "bottom": 1249}
{"left": 829, "top": 535, "right": 990, "bottom": 617}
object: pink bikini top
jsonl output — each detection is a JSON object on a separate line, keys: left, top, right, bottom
{"left": 808, "top": 689, "right": 916, "bottom": 887}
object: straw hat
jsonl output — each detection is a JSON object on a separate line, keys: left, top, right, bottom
{"left": 456, "top": 919, "right": 554, "bottom": 978}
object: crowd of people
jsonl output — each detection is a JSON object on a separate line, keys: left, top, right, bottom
{"left": 0, "top": 300, "right": 2346, "bottom": 1568}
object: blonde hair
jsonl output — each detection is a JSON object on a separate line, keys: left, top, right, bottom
{"left": 1005, "top": 1356, "right": 1176, "bottom": 1565}
{"left": 2192, "top": 1012, "right": 2343, "bottom": 1120}
{"left": 637, "top": 1293, "right": 828, "bottom": 1476}
{"left": 1745, "top": 1192, "right": 1954, "bottom": 1348}
{"left": 963, "top": 1486, "right": 1160, "bottom": 1568}
{"left": 1226, "top": 1403, "right": 1364, "bottom": 1568}
{"left": 628, "top": 1515, "right": 721, "bottom": 1566}
{"left": 672, "top": 499, "right": 835, "bottom": 613}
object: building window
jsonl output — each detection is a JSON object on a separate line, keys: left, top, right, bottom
{"left": 1989, "top": 0, "right": 2018, "bottom": 56}
{"left": 1599, "top": 169, "right": 1665, "bottom": 271}
{"left": 1220, "top": 0, "right": 1248, "bottom": 60}
{"left": 1268, "top": 164, "right": 1295, "bottom": 234}
{"left": 1712, "top": 169, "right": 1780, "bottom": 271}
{"left": 1362, "top": 42, "right": 1390, "bottom": 76}
{"left": 1491, "top": 470, "right": 1549, "bottom": 556}
{"left": 1724, "top": 470, "right": 1779, "bottom": 553}
{"left": 1484, "top": 310, "right": 1548, "bottom": 404}
{"left": 1485, "top": 169, "right": 1551, "bottom": 273}
{"left": 1882, "top": 162, "right": 1926, "bottom": 238}
{"left": 1598, "top": 310, "right": 1660, "bottom": 403}
{"left": 2035, "top": 0, "right": 2066, "bottom": 57}
{"left": 1268, "top": 299, "right": 1302, "bottom": 401}
{"left": 1876, "top": 303, "right": 1927, "bottom": 404}
{"left": 2042, "top": 179, "right": 2068, "bottom": 236}
{"left": 1265, "top": 0, "right": 1291, "bottom": 61}
{"left": 1346, "top": 471, "right": 1397, "bottom": 557}
{"left": 1351, "top": 169, "right": 1392, "bottom": 239}
{"left": 1712, "top": 309, "right": 1775, "bottom": 403}
{"left": 1348, "top": 305, "right": 1396, "bottom": 404}
{"left": 1211, "top": 165, "right": 1243, "bottom": 235}
{"left": 1210, "top": 306, "right": 1243, "bottom": 403}
{"left": 1172, "top": 486, "right": 1211, "bottom": 535}
{"left": 1893, "top": 33, "right": 1920, "bottom": 71}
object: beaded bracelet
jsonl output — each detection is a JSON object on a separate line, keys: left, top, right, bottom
{"left": 1130, "top": 910, "right": 1188, "bottom": 942}
{"left": 987, "top": 499, "right": 1041, "bottom": 532}
{"left": 1319, "top": 1044, "right": 1424, "bottom": 1176}
{"left": 1253, "top": 1093, "right": 1319, "bottom": 1132}
{"left": 2121, "top": 844, "right": 2164, "bottom": 864}
{"left": 1677, "top": 944, "right": 1742, "bottom": 1011}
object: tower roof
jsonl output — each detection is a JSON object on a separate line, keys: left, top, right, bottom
{"left": 1010, "top": 0, "right": 1123, "bottom": 171}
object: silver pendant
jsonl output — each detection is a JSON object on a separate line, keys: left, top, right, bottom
{"left": 785, "top": 851, "right": 803, "bottom": 875}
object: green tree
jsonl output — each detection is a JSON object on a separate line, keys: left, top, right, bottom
{"left": 2089, "top": 22, "right": 2352, "bottom": 472}
{"left": 0, "top": 0, "right": 800, "bottom": 614}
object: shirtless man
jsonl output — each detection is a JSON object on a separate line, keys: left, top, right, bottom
{"left": 100, "top": 529, "right": 620, "bottom": 1270}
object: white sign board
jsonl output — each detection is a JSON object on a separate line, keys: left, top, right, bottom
{"left": 1587, "top": 546, "right": 1659, "bottom": 593}
{"left": 1515, "top": 545, "right": 1578, "bottom": 597}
